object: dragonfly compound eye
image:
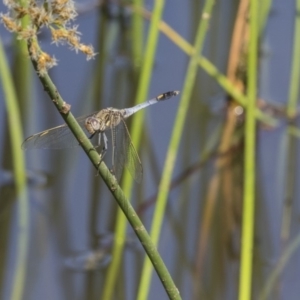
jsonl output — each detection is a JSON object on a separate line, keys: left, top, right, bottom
{"left": 85, "top": 117, "right": 101, "bottom": 134}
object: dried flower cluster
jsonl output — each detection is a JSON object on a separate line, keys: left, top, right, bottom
{"left": 1, "top": 0, "right": 96, "bottom": 75}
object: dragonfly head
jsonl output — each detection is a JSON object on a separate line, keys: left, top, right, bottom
{"left": 85, "top": 117, "right": 103, "bottom": 134}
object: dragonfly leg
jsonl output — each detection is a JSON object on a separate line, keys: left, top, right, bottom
{"left": 96, "top": 133, "right": 108, "bottom": 176}
{"left": 89, "top": 132, "right": 96, "bottom": 139}
{"left": 99, "top": 133, "right": 108, "bottom": 163}
{"left": 97, "top": 132, "right": 101, "bottom": 147}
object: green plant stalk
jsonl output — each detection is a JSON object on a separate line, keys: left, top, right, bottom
{"left": 4, "top": 4, "right": 32, "bottom": 299}
{"left": 287, "top": 0, "right": 300, "bottom": 117}
{"left": 28, "top": 38, "right": 181, "bottom": 300}
{"left": 238, "top": 1, "right": 258, "bottom": 300}
{"left": 288, "top": 125, "right": 300, "bottom": 138}
{"left": 91, "top": 12, "right": 109, "bottom": 107}
{"left": 101, "top": 239, "right": 126, "bottom": 300}
{"left": 0, "top": 37, "right": 29, "bottom": 300}
{"left": 132, "top": 0, "right": 144, "bottom": 70}
{"left": 13, "top": 34, "right": 32, "bottom": 119}
{"left": 259, "top": 0, "right": 272, "bottom": 35}
{"left": 102, "top": 0, "right": 168, "bottom": 299}
{"left": 137, "top": 1, "right": 215, "bottom": 299}
{"left": 258, "top": 233, "right": 300, "bottom": 300}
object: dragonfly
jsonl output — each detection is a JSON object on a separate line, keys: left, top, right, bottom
{"left": 22, "top": 91, "right": 180, "bottom": 183}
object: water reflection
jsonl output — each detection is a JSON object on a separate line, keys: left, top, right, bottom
{"left": 64, "top": 232, "right": 142, "bottom": 272}
{"left": 64, "top": 249, "right": 111, "bottom": 272}
{"left": 0, "top": 169, "right": 51, "bottom": 189}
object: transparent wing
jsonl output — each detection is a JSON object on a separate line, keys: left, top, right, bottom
{"left": 22, "top": 112, "right": 99, "bottom": 150}
{"left": 110, "top": 116, "right": 143, "bottom": 183}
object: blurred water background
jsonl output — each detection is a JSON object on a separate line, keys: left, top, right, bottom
{"left": 1, "top": 0, "right": 300, "bottom": 299}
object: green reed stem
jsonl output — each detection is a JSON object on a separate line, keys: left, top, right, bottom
{"left": 1, "top": 4, "right": 31, "bottom": 299}
{"left": 132, "top": 0, "right": 144, "bottom": 70}
{"left": 0, "top": 37, "right": 29, "bottom": 300}
{"left": 137, "top": 1, "right": 215, "bottom": 299}
{"left": 286, "top": 0, "right": 300, "bottom": 118}
{"left": 259, "top": 0, "right": 272, "bottom": 34}
{"left": 238, "top": 1, "right": 258, "bottom": 300}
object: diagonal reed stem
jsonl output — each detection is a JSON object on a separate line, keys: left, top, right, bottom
{"left": 27, "top": 38, "right": 181, "bottom": 300}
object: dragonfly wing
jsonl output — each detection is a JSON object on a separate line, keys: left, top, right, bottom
{"left": 111, "top": 117, "right": 143, "bottom": 183}
{"left": 124, "top": 130, "right": 143, "bottom": 183}
{"left": 22, "top": 113, "right": 100, "bottom": 150}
